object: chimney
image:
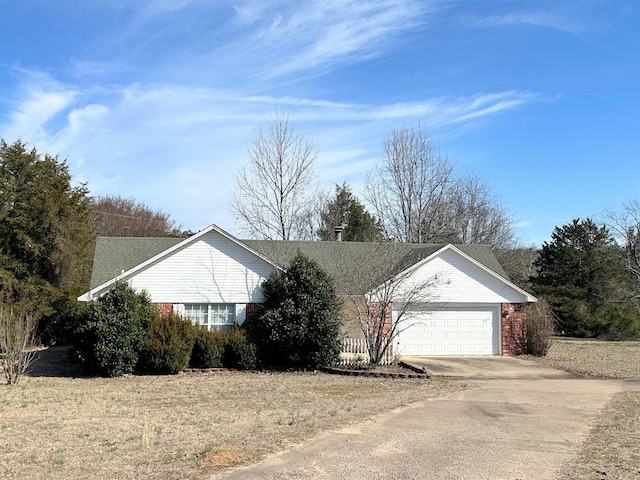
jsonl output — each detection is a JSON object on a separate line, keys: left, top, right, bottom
{"left": 334, "top": 225, "right": 344, "bottom": 242}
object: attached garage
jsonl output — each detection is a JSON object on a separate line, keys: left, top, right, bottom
{"left": 388, "top": 245, "right": 536, "bottom": 356}
{"left": 396, "top": 306, "right": 500, "bottom": 356}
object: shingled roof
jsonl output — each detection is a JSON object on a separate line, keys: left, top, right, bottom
{"left": 89, "top": 235, "right": 508, "bottom": 294}
{"left": 89, "top": 236, "right": 183, "bottom": 289}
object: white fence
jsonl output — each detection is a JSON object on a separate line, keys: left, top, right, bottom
{"left": 339, "top": 337, "right": 395, "bottom": 366}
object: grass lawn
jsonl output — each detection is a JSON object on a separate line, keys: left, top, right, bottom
{"left": 529, "top": 338, "right": 640, "bottom": 480}
{"left": 3, "top": 340, "right": 640, "bottom": 479}
{"left": 0, "top": 347, "right": 464, "bottom": 480}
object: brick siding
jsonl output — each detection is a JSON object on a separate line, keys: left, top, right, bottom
{"left": 501, "top": 303, "right": 527, "bottom": 355}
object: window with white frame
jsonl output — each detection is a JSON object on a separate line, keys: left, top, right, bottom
{"left": 183, "top": 304, "right": 236, "bottom": 331}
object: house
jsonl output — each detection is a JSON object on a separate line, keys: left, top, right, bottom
{"left": 79, "top": 224, "right": 536, "bottom": 356}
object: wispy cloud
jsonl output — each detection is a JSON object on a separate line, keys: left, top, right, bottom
{"left": 0, "top": 71, "right": 540, "bottom": 231}
{"left": 463, "top": 11, "right": 593, "bottom": 35}
{"left": 1, "top": 77, "right": 77, "bottom": 145}
{"left": 0, "top": 1, "right": 551, "bottom": 234}
{"left": 214, "top": 0, "right": 443, "bottom": 79}
{"left": 515, "top": 220, "right": 533, "bottom": 229}
{"left": 70, "top": 59, "right": 135, "bottom": 78}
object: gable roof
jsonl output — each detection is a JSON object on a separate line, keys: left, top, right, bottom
{"left": 395, "top": 244, "right": 537, "bottom": 303}
{"left": 82, "top": 225, "right": 281, "bottom": 299}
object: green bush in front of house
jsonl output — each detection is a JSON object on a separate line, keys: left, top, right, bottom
{"left": 189, "top": 327, "right": 257, "bottom": 370}
{"left": 245, "top": 252, "right": 343, "bottom": 370}
{"left": 190, "top": 328, "right": 226, "bottom": 368}
{"left": 74, "top": 280, "right": 156, "bottom": 377}
{"left": 138, "top": 310, "right": 197, "bottom": 374}
{"left": 224, "top": 328, "right": 258, "bottom": 370}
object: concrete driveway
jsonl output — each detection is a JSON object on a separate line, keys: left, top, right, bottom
{"left": 213, "top": 361, "right": 630, "bottom": 480}
{"left": 401, "top": 355, "right": 573, "bottom": 380}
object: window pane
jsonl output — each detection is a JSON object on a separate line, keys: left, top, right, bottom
{"left": 210, "top": 304, "right": 235, "bottom": 326}
{"left": 183, "top": 304, "right": 235, "bottom": 331}
{"left": 184, "top": 304, "right": 208, "bottom": 326}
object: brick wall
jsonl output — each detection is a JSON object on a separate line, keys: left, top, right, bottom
{"left": 501, "top": 303, "right": 527, "bottom": 355}
{"left": 157, "top": 303, "right": 173, "bottom": 316}
{"left": 244, "top": 303, "right": 262, "bottom": 323}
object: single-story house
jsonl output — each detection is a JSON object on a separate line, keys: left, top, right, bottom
{"left": 78, "top": 224, "right": 536, "bottom": 356}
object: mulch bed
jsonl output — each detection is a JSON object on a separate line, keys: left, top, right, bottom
{"left": 183, "top": 361, "right": 431, "bottom": 379}
{"left": 321, "top": 361, "right": 430, "bottom": 379}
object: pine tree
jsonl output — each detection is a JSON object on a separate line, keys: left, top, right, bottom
{"left": 317, "top": 183, "right": 381, "bottom": 242}
{"left": 531, "top": 218, "right": 639, "bottom": 337}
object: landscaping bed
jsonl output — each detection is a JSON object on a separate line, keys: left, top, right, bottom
{"left": 321, "top": 360, "right": 429, "bottom": 379}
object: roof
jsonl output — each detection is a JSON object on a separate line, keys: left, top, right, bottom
{"left": 89, "top": 234, "right": 509, "bottom": 294}
{"left": 90, "top": 236, "right": 183, "bottom": 289}
{"left": 86, "top": 225, "right": 282, "bottom": 296}
{"left": 244, "top": 240, "right": 510, "bottom": 294}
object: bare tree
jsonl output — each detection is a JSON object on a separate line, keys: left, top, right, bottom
{"left": 366, "top": 125, "right": 455, "bottom": 243}
{"left": 333, "top": 242, "right": 442, "bottom": 365}
{"left": 494, "top": 245, "right": 538, "bottom": 291}
{"left": 446, "top": 174, "right": 516, "bottom": 248}
{"left": 366, "top": 125, "right": 517, "bottom": 248}
{"left": 0, "top": 304, "right": 38, "bottom": 385}
{"left": 606, "top": 199, "right": 640, "bottom": 302}
{"left": 232, "top": 114, "right": 318, "bottom": 241}
{"left": 91, "top": 195, "right": 181, "bottom": 237}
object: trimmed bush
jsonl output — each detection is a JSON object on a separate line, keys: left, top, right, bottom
{"left": 139, "top": 311, "right": 197, "bottom": 374}
{"left": 224, "top": 328, "right": 258, "bottom": 370}
{"left": 74, "top": 281, "right": 155, "bottom": 377}
{"left": 190, "top": 328, "right": 226, "bottom": 368}
{"left": 190, "top": 327, "right": 258, "bottom": 370}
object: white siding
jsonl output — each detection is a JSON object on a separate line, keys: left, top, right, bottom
{"left": 396, "top": 248, "right": 527, "bottom": 304}
{"left": 126, "top": 231, "right": 277, "bottom": 304}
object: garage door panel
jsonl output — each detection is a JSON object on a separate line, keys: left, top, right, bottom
{"left": 397, "top": 307, "right": 499, "bottom": 356}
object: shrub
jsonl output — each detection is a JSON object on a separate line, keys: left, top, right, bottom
{"left": 0, "top": 303, "right": 39, "bottom": 385}
{"left": 74, "top": 281, "right": 155, "bottom": 377}
{"left": 245, "top": 252, "right": 342, "bottom": 369}
{"left": 190, "top": 328, "right": 226, "bottom": 368}
{"left": 190, "top": 327, "right": 258, "bottom": 370}
{"left": 224, "top": 328, "right": 258, "bottom": 370}
{"left": 526, "top": 297, "right": 555, "bottom": 357}
{"left": 139, "top": 311, "right": 197, "bottom": 374}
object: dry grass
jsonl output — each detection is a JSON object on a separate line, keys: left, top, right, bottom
{"left": 558, "top": 390, "right": 640, "bottom": 480}
{"left": 528, "top": 337, "right": 640, "bottom": 379}
{"left": 0, "top": 347, "right": 465, "bottom": 480}
{"left": 528, "top": 338, "right": 640, "bottom": 480}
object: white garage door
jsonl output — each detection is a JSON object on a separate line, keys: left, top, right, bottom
{"left": 396, "top": 307, "right": 500, "bottom": 356}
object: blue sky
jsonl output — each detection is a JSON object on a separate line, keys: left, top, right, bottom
{"left": 1, "top": 1, "right": 638, "bottom": 246}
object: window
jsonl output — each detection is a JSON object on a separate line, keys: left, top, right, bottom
{"left": 183, "top": 304, "right": 236, "bottom": 331}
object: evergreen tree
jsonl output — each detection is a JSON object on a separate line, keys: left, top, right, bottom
{"left": 317, "top": 183, "right": 381, "bottom": 242}
{"left": 0, "top": 139, "right": 95, "bottom": 341}
{"left": 246, "top": 252, "right": 343, "bottom": 369}
{"left": 531, "top": 218, "right": 639, "bottom": 337}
